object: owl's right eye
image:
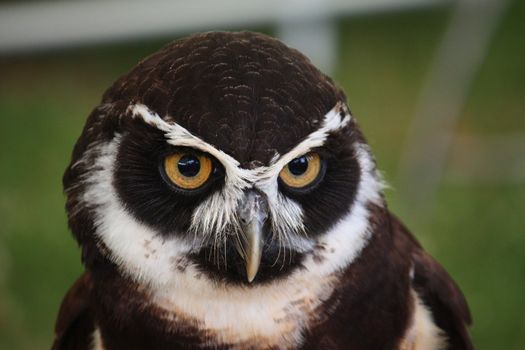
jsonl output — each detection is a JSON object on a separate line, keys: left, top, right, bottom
{"left": 163, "top": 152, "right": 214, "bottom": 190}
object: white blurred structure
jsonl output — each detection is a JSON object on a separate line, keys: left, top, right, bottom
{"left": 0, "top": 0, "right": 450, "bottom": 72}
{"left": 398, "top": 0, "right": 511, "bottom": 208}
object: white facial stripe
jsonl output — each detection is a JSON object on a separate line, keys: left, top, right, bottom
{"left": 81, "top": 136, "right": 193, "bottom": 288}
{"left": 302, "top": 142, "right": 384, "bottom": 275}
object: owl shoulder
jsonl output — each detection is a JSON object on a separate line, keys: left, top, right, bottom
{"left": 390, "top": 213, "right": 474, "bottom": 350}
{"left": 52, "top": 272, "right": 95, "bottom": 350}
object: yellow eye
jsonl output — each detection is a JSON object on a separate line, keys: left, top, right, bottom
{"left": 163, "top": 152, "right": 213, "bottom": 190}
{"left": 279, "top": 152, "right": 323, "bottom": 189}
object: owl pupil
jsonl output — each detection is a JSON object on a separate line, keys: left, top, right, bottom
{"left": 178, "top": 155, "right": 201, "bottom": 177}
{"left": 288, "top": 156, "right": 308, "bottom": 176}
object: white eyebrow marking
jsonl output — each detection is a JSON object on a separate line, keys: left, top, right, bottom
{"left": 260, "top": 101, "right": 351, "bottom": 180}
{"left": 129, "top": 101, "right": 351, "bottom": 180}
{"left": 129, "top": 104, "right": 251, "bottom": 186}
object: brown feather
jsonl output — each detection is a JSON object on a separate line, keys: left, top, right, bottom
{"left": 52, "top": 272, "right": 95, "bottom": 350}
{"left": 391, "top": 214, "right": 474, "bottom": 350}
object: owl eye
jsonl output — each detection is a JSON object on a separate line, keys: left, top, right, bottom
{"left": 163, "top": 152, "right": 214, "bottom": 190}
{"left": 279, "top": 152, "right": 324, "bottom": 190}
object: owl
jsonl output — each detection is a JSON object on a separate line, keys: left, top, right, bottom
{"left": 52, "top": 32, "right": 473, "bottom": 350}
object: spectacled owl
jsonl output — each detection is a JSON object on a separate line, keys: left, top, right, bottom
{"left": 52, "top": 32, "right": 473, "bottom": 350}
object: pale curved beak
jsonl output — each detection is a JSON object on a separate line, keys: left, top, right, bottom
{"left": 237, "top": 190, "right": 268, "bottom": 283}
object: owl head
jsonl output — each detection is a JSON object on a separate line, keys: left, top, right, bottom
{"left": 63, "top": 32, "right": 384, "bottom": 289}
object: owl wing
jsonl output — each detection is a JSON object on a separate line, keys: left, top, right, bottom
{"left": 390, "top": 214, "right": 474, "bottom": 350}
{"left": 52, "top": 272, "right": 95, "bottom": 350}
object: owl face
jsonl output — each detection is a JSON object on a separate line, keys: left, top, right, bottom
{"left": 64, "top": 32, "right": 384, "bottom": 291}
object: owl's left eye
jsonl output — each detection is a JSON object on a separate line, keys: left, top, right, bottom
{"left": 163, "top": 152, "right": 214, "bottom": 190}
{"left": 279, "top": 152, "right": 325, "bottom": 191}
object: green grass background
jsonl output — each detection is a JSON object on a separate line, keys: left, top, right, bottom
{"left": 1, "top": 2, "right": 524, "bottom": 349}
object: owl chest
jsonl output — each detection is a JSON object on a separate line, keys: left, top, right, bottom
{"left": 92, "top": 273, "right": 428, "bottom": 350}
{"left": 94, "top": 273, "right": 336, "bottom": 350}
{"left": 96, "top": 301, "right": 320, "bottom": 350}
{"left": 94, "top": 293, "right": 423, "bottom": 350}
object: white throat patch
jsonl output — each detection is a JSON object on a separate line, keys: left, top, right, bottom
{"left": 79, "top": 102, "right": 384, "bottom": 348}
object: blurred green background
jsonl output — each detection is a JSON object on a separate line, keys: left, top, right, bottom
{"left": 1, "top": 1, "right": 524, "bottom": 349}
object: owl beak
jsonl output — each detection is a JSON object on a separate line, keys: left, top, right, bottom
{"left": 238, "top": 190, "right": 268, "bottom": 283}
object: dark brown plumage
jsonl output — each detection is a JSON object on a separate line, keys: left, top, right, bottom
{"left": 53, "top": 32, "right": 473, "bottom": 350}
